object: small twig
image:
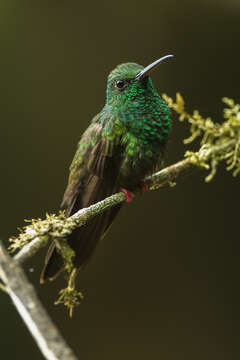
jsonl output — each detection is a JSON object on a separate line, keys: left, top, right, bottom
{"left": 145, "top": 157, "right": 192, "bottom": 189}
{"left": 0, "top": 241, "right": 78, "bottom": 360}
{"left": 14, "top": 236, "right": 49, "bottom": 264}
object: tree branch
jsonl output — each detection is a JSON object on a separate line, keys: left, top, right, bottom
{"left": 0, "top": 241, "right": 78, "bottom": 360}
{"left": 10, "top": 94, "right": 240, "bottom": 271}
{"left": 11, "top": 137, "right": 236, "bottom": 267}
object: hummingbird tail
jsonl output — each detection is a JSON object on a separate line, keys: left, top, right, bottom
{"left": 40, "top": 242, "right": 63, "bottom": 283}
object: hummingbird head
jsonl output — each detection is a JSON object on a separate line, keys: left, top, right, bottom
{"left": 104, "top": 55, "right": 173, "bottom": 143}
{"left": 106, "top": 55, "right": 173, "bottom": 107}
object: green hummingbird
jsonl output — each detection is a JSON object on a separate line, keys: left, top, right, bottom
{"left": 40, "top": 55, "right": 173, "bottom": 283}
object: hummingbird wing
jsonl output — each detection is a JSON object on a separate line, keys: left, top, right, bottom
{"left": 40, "top": 116, "right": 123, "bottom": 283}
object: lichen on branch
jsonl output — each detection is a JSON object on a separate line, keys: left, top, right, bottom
{"left": 10, "top": 192, "right": 126, "bottom": 267}
{"left": 54, "top": 268, "right": 84, "bottom": 317}
{"left": 163, "top": 93, "right": 240, "bottom": 181}
{"left": 9, "top": 211, "right": 83, "bottom": 274}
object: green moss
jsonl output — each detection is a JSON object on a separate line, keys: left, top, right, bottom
{"left": 55, "top": 269, "right": 84, "bottom": 317}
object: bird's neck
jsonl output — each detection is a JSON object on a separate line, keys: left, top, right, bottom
{"left": 110, "top": 93, "right": 171, "bottom": 144}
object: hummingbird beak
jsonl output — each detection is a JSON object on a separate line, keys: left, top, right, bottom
{"left": 134, "top": 54, "right": 174, "bottom": 81}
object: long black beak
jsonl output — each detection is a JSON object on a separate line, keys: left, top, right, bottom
{"left": 134, "top": 54, "right": 174, "bottom": 81}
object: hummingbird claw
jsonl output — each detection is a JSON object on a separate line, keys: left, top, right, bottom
{"left": 118, "top": 187, "right": 135, "bottom": 203}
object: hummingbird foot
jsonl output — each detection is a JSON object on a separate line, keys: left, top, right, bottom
{"left": 139, "top": 180, "right": 148, "bottom": 193}
{"left": 118, "top": 187, "right": 135, "bottom": 203}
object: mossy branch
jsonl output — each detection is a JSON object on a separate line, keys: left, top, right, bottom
{"left": 163, "top": 93, "right": 240, "bottom": 180}
{"left": 12, "top": 193, "right": 126, "bottom": 266}
{"left": 8, "top": 93, "right": 240, "bottom": 313}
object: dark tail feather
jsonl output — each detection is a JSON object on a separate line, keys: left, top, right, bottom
{"left": 40, "top": 242, "right": 63, "bottom": 283}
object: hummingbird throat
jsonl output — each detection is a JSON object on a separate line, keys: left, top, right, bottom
{"left": 111, "top": 78, "right": 172, "bottom": 143}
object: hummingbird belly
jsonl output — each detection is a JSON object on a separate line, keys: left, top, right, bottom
{"left": 117, "top": 142, "right": 163, "bottom": 190}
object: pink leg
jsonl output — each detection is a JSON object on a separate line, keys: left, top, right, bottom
{"left": 139, "top": 180, "right": 148, "bottom": 193}
{"left": 118, "top": 187, "right": 135, "bottom": 203}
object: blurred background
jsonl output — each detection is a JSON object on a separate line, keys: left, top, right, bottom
{"left": 1, "top": 0, "right": 239, "bottom": 359}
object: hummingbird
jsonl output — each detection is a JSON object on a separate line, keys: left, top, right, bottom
{"left": 40, "top": 55, "right": 173, "bottom": 283}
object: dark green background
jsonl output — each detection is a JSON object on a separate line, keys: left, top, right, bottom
{"left": 1, "top": 1, "right": 239, "bottom": 359}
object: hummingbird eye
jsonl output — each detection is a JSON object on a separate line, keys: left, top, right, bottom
{"left": 115, "top": 80, "right": 127, "bottom": 90}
